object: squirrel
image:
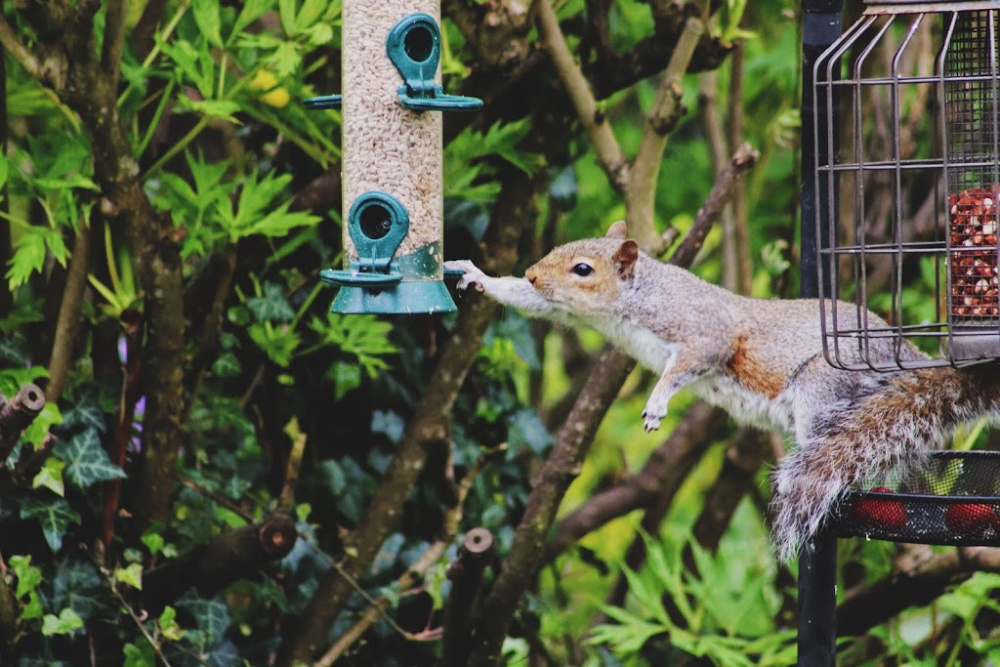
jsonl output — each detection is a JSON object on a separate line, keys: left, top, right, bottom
{"left": 445, "top": 223, "right": 1000, "bottom": 561}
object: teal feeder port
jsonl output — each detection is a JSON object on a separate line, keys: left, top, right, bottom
{"left": 386, "top": 13, "right": 483, "bottom": 112}
{"left": 322, "top": 192, "right": 456, "bottom": 314}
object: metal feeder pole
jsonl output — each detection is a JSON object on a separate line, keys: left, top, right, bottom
{"left": 799, "top": 0, "right": 843, "bottom": 664}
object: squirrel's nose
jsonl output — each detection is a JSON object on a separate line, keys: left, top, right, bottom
{"left": 526, "top": 267, "right": 537, "bottom": 285}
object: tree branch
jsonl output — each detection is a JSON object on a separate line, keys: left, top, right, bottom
{"left": 0, "top": 384, "right": 45, "bottom": 465}
{"left": 548, "top": 401, "right": 725, "bottom": 558}
{"left": 837, "top": 545, "right": 1000, "bottom": 636}
{"left": 626, "top": 16, "right": 704, "bottom": 252}
{"left": 0, "top": 17, "right": 46, "bottom": 84}
{"left": 143, "top": 514, "right": 297, "bottom": 611}
{"left": 101, "top": 0, "right": 128, "bottom": 88}
{"left": 535, "top": 0, "right": 628, "bottom": 192}
{"left": 669, "top": 141, "right": 758, "bottom": 266}
{"left": 46, "top": 223, "right": 92, "bottom": 403}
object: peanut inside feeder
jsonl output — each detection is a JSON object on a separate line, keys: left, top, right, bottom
{"left": 949, "top": 187, "right": 1000, "bottom": 320}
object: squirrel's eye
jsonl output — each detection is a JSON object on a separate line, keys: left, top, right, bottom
{"left": 572, "top": 263, "right": 594, "bottom": 277}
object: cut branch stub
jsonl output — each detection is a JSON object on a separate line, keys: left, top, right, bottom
{"left": 0, "top": 383, "right": 46, "bottom": 464}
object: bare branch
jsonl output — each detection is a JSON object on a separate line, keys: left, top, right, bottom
{"left": 626, "top": 16, "right": 704, "bottom": 252}
{"left": 534, "top": 0, "right": 628, "bottom": 191}
{"left": 548, "top": 401, "right": 725, "bottom": 558}
{"left": 46, "top": 224, "right": 92, "bottom": 403}
{"left": 0, "top": 18, "right": 46, "bottom": 84}
{"left": 669, "top": 141, "right": 759, "bottom": 267}
{"left": 837, "top": 545, "right": 1000, "bottom": 636}
{"left": 0, "top": 384, "right": 46, "bottom": 465}
{"left": 101, "top": 0, "right": 128, "bottom": 88}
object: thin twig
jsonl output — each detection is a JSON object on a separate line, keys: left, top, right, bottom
{"left": 106, "top": 572, "right": 173, "bottom": 667}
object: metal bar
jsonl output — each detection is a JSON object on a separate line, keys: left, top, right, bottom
{"left": 800, "top": 0, "right": 843, "bottom": 663}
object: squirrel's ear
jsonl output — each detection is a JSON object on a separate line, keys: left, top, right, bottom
{"left": 606, "top": 221, "right": 627, "bottom": 239}
{"left": 612, "top": 240, "right": 639, "bottom": 279}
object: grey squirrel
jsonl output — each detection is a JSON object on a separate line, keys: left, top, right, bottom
{"left": 445, "top": 224, "right": 1000, "bottom": 561}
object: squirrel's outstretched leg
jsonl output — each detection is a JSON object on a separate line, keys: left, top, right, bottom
{"left": 446, "top": 260, "right": 556, "bottom": 316}
{"left": 643, "top": 349, "right": 721, "bottom": 431}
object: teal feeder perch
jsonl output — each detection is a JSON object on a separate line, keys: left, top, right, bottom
{"left": 317, "top": 3, "right": 481, "bottom": 315}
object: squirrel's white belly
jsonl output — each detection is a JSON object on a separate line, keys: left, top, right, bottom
{"left": 689, "top": 374, "right": 794, "bottom": 433}
{"left": 588, "top": 316, "right": 680, "bottom": 372}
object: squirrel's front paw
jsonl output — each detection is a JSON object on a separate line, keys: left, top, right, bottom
{"left": 641, "top": 398, "right": 668, "bottom": 432}
{"left": 642, "top": 411, "right": 662, "bottom": 432}
{"left": 444, "top": 260, "right": 487, "bottom": 293}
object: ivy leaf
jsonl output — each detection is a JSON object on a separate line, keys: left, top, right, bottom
{"left": 51, "top": 558, "right": 103, "bottom": 622}
{"left": 59, "top": 386, "right": 107, "bottom": 433}
{"left": 32, "top": 457, "right": 66, "bottom": 496}
{"left": 115, "top": 562, "right": 143, "bottom": 590}
{"left": 158, "top": 606, "right": 185, "bottom": 641}
{"left": 246, "top": 282, "right": 295, "bottom": 322}
{"left": 41, "top": 608, "right": 84, "bottom": 636}
{"left": 20, "top": 497, "right": 81, "bottom": 551}
{"left": 9, "top": 555, "right": 42, "bottom": 598}
{"left": 55, "top": 428, "right": 126, "bottom": 489}
{"left": 508, "top": 409, "right": 553, "bottom": 455}
{"left": 177, "top": 592, "right": 231, "bottom": 650}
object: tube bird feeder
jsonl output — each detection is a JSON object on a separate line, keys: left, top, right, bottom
{"left": 313, "top": 1, "right": 481, "bottom": 314}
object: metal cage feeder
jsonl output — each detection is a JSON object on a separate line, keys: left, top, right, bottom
{"left": 814, "top": 1, "right": 1000, "bottom": 370}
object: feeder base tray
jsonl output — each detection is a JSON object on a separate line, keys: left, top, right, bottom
{"left": 832, "top": 451, "right": 1000, "bottom": 547}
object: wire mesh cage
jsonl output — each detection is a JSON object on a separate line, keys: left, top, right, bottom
{"left": 832, "top": 451, "right": 1000, "bottom": 546}
{"left": 814, "top": 1, "right": 1000, "bottom": 370}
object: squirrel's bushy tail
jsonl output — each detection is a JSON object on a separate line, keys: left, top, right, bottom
{"left": 772, "top": 366, "right": 1000, "bottom": 562}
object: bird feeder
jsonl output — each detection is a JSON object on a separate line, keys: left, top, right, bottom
{"left": 310, "top": 2, "right": 481, "bottom": 314}
{"left": 801, "top": 4, "right": 1000, "bottom": 664}
{"left": 814, "top": 2, "right": 1000, "bottom": 369}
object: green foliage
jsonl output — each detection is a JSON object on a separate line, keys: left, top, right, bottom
{"left": 589, "top": 533, "right": 795, "bottom": 665}
{"left": 54, "top": 428, "right": 127, "bottom": 490}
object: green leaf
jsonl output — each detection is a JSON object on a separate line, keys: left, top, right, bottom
{"left": 9, "top": 555, "right": 42, "bottom": 598}
{"left": 32, "top": 456, "right": 66, "bottom": 496}
{"left": 177, "top": 592, "right": 231, "bottom": 649}
{"left": 507, "top": 409, "right": 552, "bottom": 455}
{"left": 231, "top": 0, "right": 276, "bottom": 41}
{"left": 192, "top": 0, "right": 223, "bottom": 47}
{"left": 20, "top": 497, "right": 81, "bottom": 551}
{"left": 330, "top": 361, "right": 361, "bottom": 400}
{"left": 115, "top": 562, "right": 143, "bottom": 590}
{"left": 246, "top": 282, "right": 296, "bottom": 322}
{"left": 55, "top": 428, "right": 127, "bottom": 489}
{"left": 41, "top": 608, "right": 84, "bottom": 636}
{"left": 51, "top": 558, "right": 103, "bottom": 621}
{"left": 7, "top": 227, "right": 48, "bottom": 289}
{"left": 176, "top": 97, "right": 243, "bottom": 122}
{"left": 248, "top": 322, "right": 300, "bottom": 367}
{"left": 123, "top": 642, "right": 157, "bottom": 667}
{"left": 158, "top": 606, "right": 185, "bottom": 641}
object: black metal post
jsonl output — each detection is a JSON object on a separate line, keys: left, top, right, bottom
{"left": 799, "top": 1, "right": 843, "bottom": 665}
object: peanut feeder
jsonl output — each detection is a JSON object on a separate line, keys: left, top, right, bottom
{"left": 312, "top": 1, "right": 481, "bottom": 314}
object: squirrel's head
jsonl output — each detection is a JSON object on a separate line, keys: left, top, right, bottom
{"left": 524, "top": 224, "right": 639, "bottom": 313}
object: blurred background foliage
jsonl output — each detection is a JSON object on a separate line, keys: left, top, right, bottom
{"left": 1, "top": 0, "right": 998, "bottom": 665}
